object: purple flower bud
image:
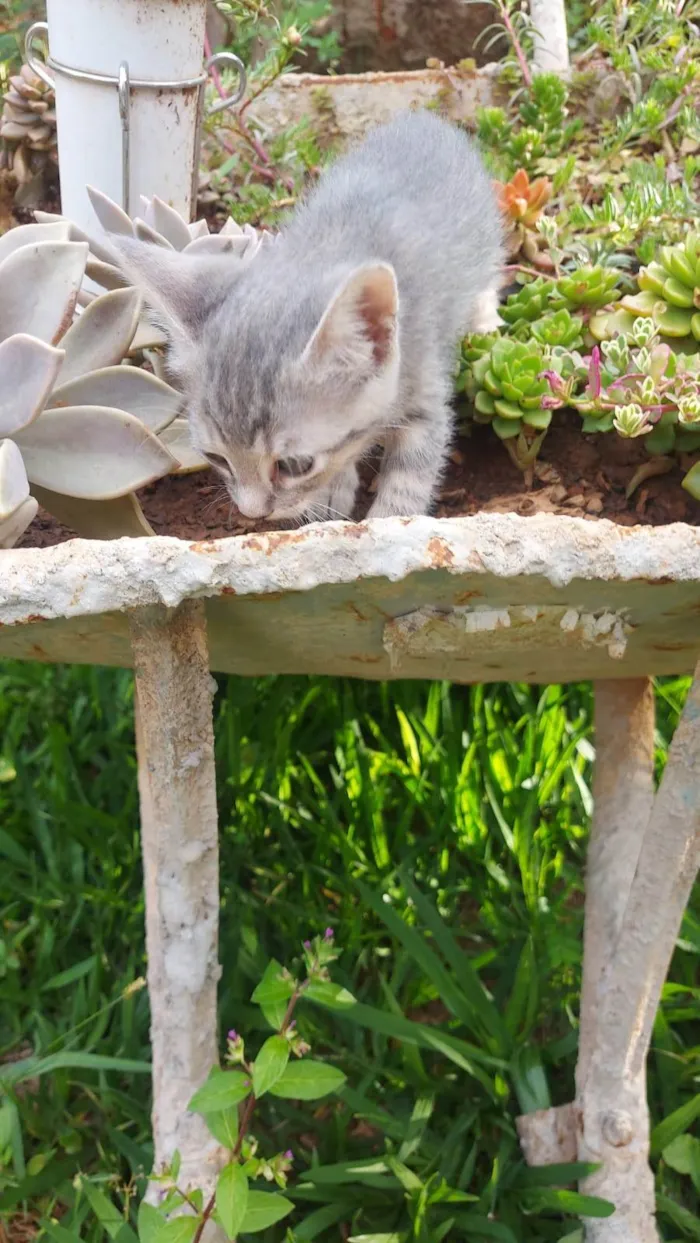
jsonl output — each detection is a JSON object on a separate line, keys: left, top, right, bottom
{"left": 324, "top": 927, "right": 334, "bottom": 939}
{"left": 228, "top": 1029, "right": 238, "bottom": 1041}
{"left": 540, "top": 368, "right": 566, "bottom": 395}
{"left": 303, "top": 940, "right": 311, "bottom": 950}
{"left": 285, "top": 1150, "right": 294, "bottom": 1161}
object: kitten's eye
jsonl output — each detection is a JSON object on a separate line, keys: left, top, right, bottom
{"left": 205, "top": 452, "right": 230, "bottom": 472}
{"left": 276, "top": 456, "right": 315, "bottom": 479}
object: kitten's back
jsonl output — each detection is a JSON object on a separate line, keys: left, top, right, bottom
{"left": 284, "top": 110, "right": 502, "bottom": 344}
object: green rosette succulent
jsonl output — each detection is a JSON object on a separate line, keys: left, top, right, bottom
{"left": 500, "top": 277, "right": 556, "bottom": 327}
{"left": 471, "top": 338, "right": 552, "bottom": 442}
{"left": 556, "top": 265, "right": 621, "bottom": 310}
{"left": 529, "top": 308, "right": 584, "bottom": 349}
{"left": 619, "top": 233, "right": 700, "bottom": 343}
{"left": 455, "top": 332, "right": 499, "bottom": 394}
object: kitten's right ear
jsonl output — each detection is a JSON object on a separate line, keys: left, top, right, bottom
{"left": 110, "top": 236, "right": 238, "bottom": 350}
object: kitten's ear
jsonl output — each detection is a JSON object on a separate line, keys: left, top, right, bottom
{"left": 111, "top": 236, "right": 238, "bottom": 348}
{"left": 302, "top": 264, "right": 398, "bottom": 377}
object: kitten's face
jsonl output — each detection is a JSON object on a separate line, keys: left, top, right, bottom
{"left": 113, "top": 240, "right": 400, "bottom": 521}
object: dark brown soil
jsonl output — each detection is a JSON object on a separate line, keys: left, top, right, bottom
{"left": 19, "top": 413, "right": 699, "bottom": 549}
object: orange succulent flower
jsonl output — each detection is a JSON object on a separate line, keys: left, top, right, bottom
{"left": 495, "top": 169, "right": 552, "bottom": 227}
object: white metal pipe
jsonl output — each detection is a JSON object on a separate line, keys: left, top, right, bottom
{"left": 529, "top": 0, "right": 570, "bottom": 78}
{"left": 44, "top": 0, "right": 207, "bottom": 240}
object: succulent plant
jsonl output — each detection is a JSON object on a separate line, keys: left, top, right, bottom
{"left": 500, "top": 278, "right": 556, "bottom": 328}
{"left": 527, "top": 308, "right": 584, "bottom": 349}
{"left": 556, "top": 265, "right": 622, "bottom": 311}
{"left": 494, "top": 169, "right": 553, "bottom": 265}
{"left": 618, "top": 233, "right": 700, "bottom": 343}
{"left": 0, "top": 64, "right": 57, "bottom": 204}
{"left": 0, "top": 223, "right": 184, "bottom": 547}
{"left": 469, "top": 338, "right": 552, "bottom": 472}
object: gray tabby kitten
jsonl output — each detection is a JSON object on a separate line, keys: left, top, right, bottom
{"left": 116, "top": 110, "right": 503, "bottom": 522}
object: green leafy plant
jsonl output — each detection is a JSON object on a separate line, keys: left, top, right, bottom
{"left": 476, "top": 74, "right": 582, "bottom": 181}
{"left": 138, "top": 931, "right": 347, "bottom": 1242}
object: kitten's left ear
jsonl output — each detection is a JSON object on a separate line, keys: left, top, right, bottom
{"left": 302, "top": 263, "right": 399, "bottom": 376}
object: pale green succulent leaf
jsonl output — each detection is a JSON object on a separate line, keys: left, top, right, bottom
{"left": 620, "top": 290, "right": 657, "bottom": 317}
{"left": 638, "top": 263, "right": 668, "bottom": 297}
{"left": 663, "top": 277, "right": 694, "bottom": 309}
{"left": 681, "top": 459, "right": 700, "bottom": 501}
{"left": 35, "top": 210, "right": 120, "bottom": 267}
{"left": 31, "top": 486, "right": 155, "bottom": 539}
{"left": 50, "top": 366, "right": 182, "bottom": 433}
{"left": 0, "top": 438, "right": 30, "bottom": 521}
{"left": 58, "top": 288, "right": 143, "bottom": 385}
{"left": 474, "top": 391, "right": 496, "bottom": 416}
{"left": 0, "top": 333, "right": 65, "bottom": 436}
{"left": 0, "top": 495, "right": 38, "bottom": 549}
{"left": 0, "top": 241, "right": 87, "bottom": 346}
{"left": 187, "top": 218, "right": 211, "bottom": 241}
{"left": 15, "top": 405, "right": 177, "bottom": 500}
{"left": 654, "top": 306, "right": 693, "bottom": 338}
{"left": 87, "top": 185, "right": 135, "bottom": 237}
{"left": 184, "top": 233, "right": 252, "bottom": 257}
{"left": 143, "top": 196, "right": 193, "bottom": 251}
{"left": 493, "top": 398, "right": 525, "bottom": 420}
{"left": 522, "top": 408, "right": 552, "bottom": 430}
{"left": 159, "top": 418, "right": 210, "bottom": 473}
{"left": 0, "top": 221, "right": 71, "bottom": 267}
{"left": 133, "top": 217, "right": 174, "bottom": 250}
{"left": 85, "top": 258, "right": 129, "bottom": 292}
{"left": 492, "top": 415, "right": 522, "bottom": 439}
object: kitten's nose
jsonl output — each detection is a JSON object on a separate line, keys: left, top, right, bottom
{"left": 236, "top": 493, "right": 274, "bottom": 519}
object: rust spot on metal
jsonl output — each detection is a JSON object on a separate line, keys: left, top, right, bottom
{"left": 25, "top": 614, "right": 48, "bottom": 624}
{"left": 220, "top": 586, "right": 237, "bottom": 596}
{"left": 189, "top": 540, "right": 219, "bottom": 554}
{"left": 454, "top": 589, "right": 482, "bottom": 604}
{"left": 261, "top": 530, "right": 312, "bottom": 553}
{"left": 346, "top": 602, "right": 370, "bottom": 622}
{"left": 427, "top": 537, "right": 455, "bottom": 568}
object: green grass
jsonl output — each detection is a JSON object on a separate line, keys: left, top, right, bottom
{"left": 0, "top": 664, "right": 698, "bottom": 1240}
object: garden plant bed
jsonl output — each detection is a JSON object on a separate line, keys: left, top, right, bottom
{"left": 18, "top": 414, "right": 700, "bottom": 549}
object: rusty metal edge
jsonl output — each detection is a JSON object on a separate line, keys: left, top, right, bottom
{"left": 1, "top": 513, "right": 699, "bottom": 628}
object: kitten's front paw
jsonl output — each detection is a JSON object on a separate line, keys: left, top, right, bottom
{"left": 367, "top": 496, "right": 428, "bottom": 520}
{"left": 307, "top": 464, "right": 359, "bottom": 523}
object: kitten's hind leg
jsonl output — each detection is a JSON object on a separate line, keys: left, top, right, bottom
{"left": 470, "top": 286, "right": 502, "bottom": 333}
{"left": 368, "top": 405, "right": 451, "bottom": 519}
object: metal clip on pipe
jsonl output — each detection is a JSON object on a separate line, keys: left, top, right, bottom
{"left": 24, "top": 21, "right": 246, "bottom": 215}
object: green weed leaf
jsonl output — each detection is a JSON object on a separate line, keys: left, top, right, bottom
{"left": 215, "top": 1163, "right": 249, "bottom": 1239}
{"left": 269, "top": 1059, "right": 346, "bottom": 1100}
{"left": 252, "top": 1035, "right": 289, "bottom": 1098}
{"left": 238, "top": 1190, "right": 294, "bottom": 1233}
